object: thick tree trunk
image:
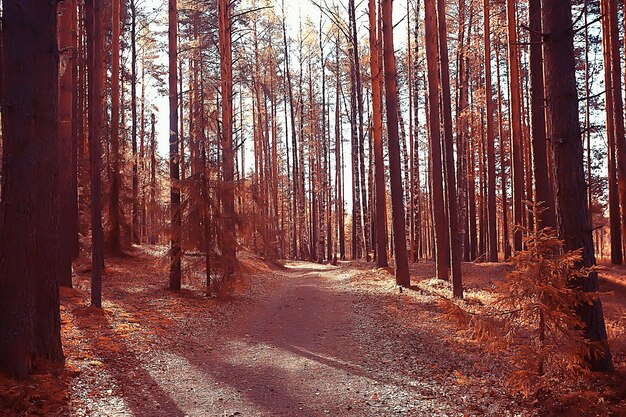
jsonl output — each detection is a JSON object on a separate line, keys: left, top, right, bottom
{"left": 542, "top": 0, "right": 612, "bottom": 372}
{"left": 382, "top": 0, "right": 410, "bottom": 287}
{"left": 0, "top": 0, "right": 64, "bottom": 377}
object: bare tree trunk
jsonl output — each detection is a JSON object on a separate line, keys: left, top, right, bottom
{"left": 528, "top": 0, "right": 555, "bottom": 229}
{"left": 483, "top": 0, "right": 498, "bottom": 261}
{"left": 369, "top": 0, "right": 388, "bottom": 268}
{"left": 424, "top": 0, "right": 449, "bottom": 280}
{"left": 0, "top": 0, "right": 64, "bottom": 377}
{"left": 605, "top": 0, "right": 626, "bottom": 261}
{"left": 542, "top": 0, "right": 612, "bottom": 372}
{"left": 58, "top": 0, "right": 76, "bottom": 286}
{"left": 219, "top": 0, "right": 236, "bottom": 275}
{"left": 600, "top": 0, "right": 622, "bottom": 264}
{"left": 108, "top": 0, "right": 123, "bottom": 254}
{"left": 131, "top": 0, "right": 139, "bottom": 244}
{"left": 382, "top": 0, "right": 410, "bottom": 287}
{"left": 168, "top": 0, "right": 181, "bottom": 290}
{"left": 496, "top": 41, "right": 511, "bottom": 260}
{"left": 437, "top": 0, "right": 463, "bottom": 296}
{"left": 506, "top": 0, "right": 524, "bottom": 253}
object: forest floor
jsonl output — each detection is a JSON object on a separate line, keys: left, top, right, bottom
{"left": 1, "top": 247, "right": 626, "bottom": 416}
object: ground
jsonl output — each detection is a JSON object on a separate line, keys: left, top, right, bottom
{"left": 1, "top": 248, "right": 625, "bottom": 416}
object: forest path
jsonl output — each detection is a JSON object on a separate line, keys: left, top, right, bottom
{"left": 65, "top": 251, "right": 533, "bottom": 417}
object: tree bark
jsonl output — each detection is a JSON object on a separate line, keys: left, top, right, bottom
{"left": 168, "top": 0, "right": 181, "bottom": 290}
{"left": 528, "top": 0, "right": 555, "bottom": 230}
{"left": 382, "top": 0, "right": 410, "bottom": 287}
{"left": 437, "top": 0, "right": 463, "bottom": 296}
{"left": 368, "top": 0, "right": 388, "bottom": 268}
{"left": 0, "top": 0, "right": 64, "bottom": 377}
{"left": 219, "top": 0, "right": 236, "bottom": 276}
{"left": 424, "top": 0, "right": 449, "bottom": 280}
{"left": 605, "top": 0, "right": 626, "bottom": 262}
{"left": 542, "top": 0, "right": 612, "bottom": 372}
{"left": 58, "top": 0, "right": 76, "bottom": 286}
{"left": 506, "top": 0, "right": 524, "bottom": 253}
{"left": 600, "top": 0, "right": 622, "bottom": 264}
{"left": 108, "top": 0, "right": 123, "bottom": 254}
{"left": 483, "top": 0, "right": 498, "bottom": 261}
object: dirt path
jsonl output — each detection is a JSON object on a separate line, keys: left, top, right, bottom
{"left": 62, "top": 253, "right": 538, "bottom": 417}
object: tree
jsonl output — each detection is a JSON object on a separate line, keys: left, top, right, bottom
{"left": 0, "top": 0, "right": 64, "bottom": 377}
{"left": 219, "top": 0, "right": 236, "bottom": 276}
{"left": 86, "top": 0, "right": 105, "bottom": 307}
{"left": 483, "top": 0, "right": 498, "bottom": 261}
{"left": 424, "top": 0, "right": 449, "bottom": 280}
{"left": 368, "top": 0, "right": 388, "bottom": 268}
{"left": 541, "top": 0, "right": 612, "bottom": 372}
{"left": 108, "top": 0, "right": 123, "bottom": 254}
{"left": 58, "top": 0, "right": 76, "bottom": 287}
{"left": 506, "top": 0, "right": 524, "bottom": 253}
{"left": 381, "top": 0, "right": 409, "bottom": 287}
{"left": 168, "top": 0, "right": 181, "bottom": 290}
{"left": 437, "top": 0, "right": 463, "bottom": 296}
{"left": 528, "top": 0, "right": 555, "bottom": 229}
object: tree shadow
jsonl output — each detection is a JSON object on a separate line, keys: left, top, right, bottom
{"left": 72, "top": 307, "right": 186, "bottom": 416}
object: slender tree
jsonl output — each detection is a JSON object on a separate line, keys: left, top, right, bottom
{"left": 109, "top": 0, "right": 123, "bottom": 254}
{"left": 219, "top": 0, "right": 236, "bottom": 275}
{"left": 58, "top": 0, "right": 76, "bottom": 286}
{"left": 483, "top": 0, "right": 498, "bottom": 261}
{"left": 368, "top": 0, "right": 388, "bottom": 268}
{"left": 169, "top": 0, "right": 182, "bottom": 290}
{"left": 381, "top": 0, "right": 410, "bottom": 287}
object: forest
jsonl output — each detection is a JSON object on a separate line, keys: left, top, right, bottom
{"left": 0, "top": 0, "right": 626, "bottom": 415}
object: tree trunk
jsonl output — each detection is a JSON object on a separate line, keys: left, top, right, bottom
{"left": 58, "top": 0, "right": 76, "bottom": 286}
{"left": 605, "top": 0, "right": 626, "bottom": 263}
{"left": 600, "top": 0, "right": 622, "bottom": 264}
{"left": 168, "top": 0, "right": 181, "bottom": 290}
{"left": 108, "top": 0, "right": 123, "bottom": 254}
{"left": 483, "top": 0, "right": 498, "bottom": 261}
{"left": 424, "top": 0, "right": 449, "bottom": 280}
{"left": 86, "top": 0, "right": 104, "bottom": 308}
{"left": 528, "top": 0, "right": 555, "bottom": 230}
{"left": 506, "top": 0, "right": 524, "bottom": 253}
{"left": 219, "top": 0, "right": 236, "bottom": 276}
{"left": 382, "top": 0, "right": 410, "bottom": 287}
{"left": 369, "top": 0, "right": 388, "bottom": 268}
{"left": 131, "top": 0, "right": 139, "bottom": 244}
{"left": 0, "top": 0, "right": 64, "bottom": 377}
{"left": 542, "top": 0, "right": 612, "bottom": 372}
{"left": 437, "top": 0, "right": 463, "bottom": 296}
